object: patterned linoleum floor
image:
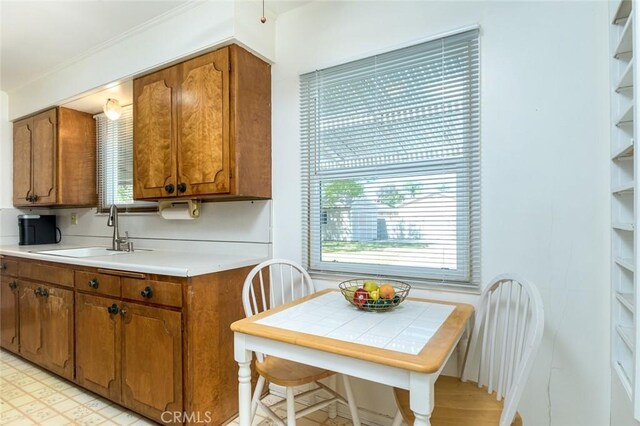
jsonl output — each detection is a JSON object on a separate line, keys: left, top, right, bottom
{"left": 0, "top": 350, "right": 353, "bottom": 426}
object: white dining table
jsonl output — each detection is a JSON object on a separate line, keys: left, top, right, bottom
{"left": 231, "top": 289, "right": 474, "bottom": 426}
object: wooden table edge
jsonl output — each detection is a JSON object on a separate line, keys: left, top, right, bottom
{"left": 231, "top": 289, "right": 474, "bottom": 373}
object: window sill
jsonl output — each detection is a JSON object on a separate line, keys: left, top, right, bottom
{"left": 308, "top": 271, "right": 481, "bottom": 295}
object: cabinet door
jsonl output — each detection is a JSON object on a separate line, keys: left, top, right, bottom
{"left": 18, "top": 281, "right": 44, "bottom": 363}
{"left": 41, "top": 286, "right": 74, "bottom": 380}
{"left": 13, "top": 117, "right": 32, "bottom": 206}
{"left": 177, "top": 48, "right": 231, "bottom": 196}
{"left": 0, "top": 277, "right": 19, "bottom": 353}
{"left": 121, "top": 303, "right": 182, "bottom": 422}
{"left": 133, "top": 66, "right": 179, "bottom": 199}
{"left": 31, "top": 109, "right": 57, "bottom": 205}
{"left": 76, "top": 293, "right": 121, "bottom": 402}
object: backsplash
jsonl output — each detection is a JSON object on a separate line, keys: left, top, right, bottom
{"left": 0, "top": 201, "right": 272, "bottom": 256}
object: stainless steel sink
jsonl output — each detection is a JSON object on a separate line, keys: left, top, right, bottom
{"left": 32, "top": 247, "right": 151, "bottom": 258}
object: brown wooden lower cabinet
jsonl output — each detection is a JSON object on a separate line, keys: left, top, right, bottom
{"left": 18, "top": 281, "right": 45, "bottom": 364}
{"left": 41, "top": 285, "right": 74, "bottom": 380}
{"left": 75, "top": 293, "right": 121, "bottom": 402}
{"left": 121, "top": 302, "right": 183, "bottom": 422}
{"left": 0, "top": 256, "right": 255, "bottom": 425}
{"left": 76, "top": 293, "right": 183, "bottom": 423}
{"left": 0, "top": 276, "right": 19, "bottom": 353}
{"left": 17, "top": 280, "right": 74, "bottom": 381}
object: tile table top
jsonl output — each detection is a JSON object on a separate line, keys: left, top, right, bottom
{"left": 255, "top": 291, "right": 455, "bottom": 355}
{"left": 232, "top": 289, "right": 474, "bottom": 373}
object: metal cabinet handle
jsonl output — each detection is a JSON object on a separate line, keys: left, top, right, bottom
{"left": 165, "top": 184, "right": 175, "bottom": 194}
{"left": 41, "top": 288, "right": 49, "bottom": 298}
{"left": 120, "top": 308, "right": 128, "bottom": 317}
{"left": 88, "top": 278, "right": 99, "bottom": 289}
{"left": 34, "top": 288, "right": 42, "bottom": 296}
{"left": 107, "top": 304, "right": 119, "bottom": 315}
{"left": 8, "top": 281, "right": 17, "bottom": 290}
{"left": 140, "top": 286, "right": 153, "bottom": 299}
{"left": 177, "top": 182, "right": 187, "bottom": 193}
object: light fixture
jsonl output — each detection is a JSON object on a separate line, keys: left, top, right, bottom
{"left": 103, "top": 98, "right": 122, "bottom": 120}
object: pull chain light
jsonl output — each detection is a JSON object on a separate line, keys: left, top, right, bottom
{"left": 260, "top": 0, "right": 266, "bottom": 23}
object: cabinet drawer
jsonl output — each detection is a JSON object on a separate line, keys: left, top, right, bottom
{"left": 75, "top": 271, "right": 121, "bottom": 298}
{"left": 122, "top": 278, "right": 182, "bottom": 308}
{"left": 19, "top": 262, "right": 73, "bottom": 288}
{"left": 0, "top": 259, "right": 18, "bottom": 277}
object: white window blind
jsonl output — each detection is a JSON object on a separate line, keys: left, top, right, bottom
{"left": 300, "top": 28, "right": 480, "bottom": 286}
{"left": 96, "top": 105, "right": 155, "bottom": 212}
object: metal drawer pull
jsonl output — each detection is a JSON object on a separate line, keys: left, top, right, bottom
{"left": 88, "top": 278, "right": 99, "bottom": 289}
{"left": 107, "top": 304, "right": 119, "bottom": 315}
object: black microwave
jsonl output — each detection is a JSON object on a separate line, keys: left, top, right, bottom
{"left": 18, "top": 215, "right": 59, "bottom": 245}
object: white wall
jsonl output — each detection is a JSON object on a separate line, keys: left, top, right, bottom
{"left": 271, "top": 1, "right": 610, "bottom": 425}
{"left": 0, "top": 91, "right": 11, "bottom": 208}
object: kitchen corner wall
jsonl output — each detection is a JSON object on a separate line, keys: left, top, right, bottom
{"left": 271, "top": 1, "right": 610, "bottom": 426}
{"left": 0, "top": 91, "right": 12, "bottom": 209}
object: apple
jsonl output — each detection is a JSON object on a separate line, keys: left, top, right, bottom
{"left": 363, "top": 280, "right": 379, "bottom": 293}
{"left": 353, "top": 288, "right": 369, "bottom": 307}
{"left": 379, "top": 284, "right": 395, "bottom": 300}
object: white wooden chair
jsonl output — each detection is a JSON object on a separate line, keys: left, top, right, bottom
{"left": 242, "top": 259, "right": 361, "bottom": 426}
{"left": 392, "top": 273, "right": 544, "bottom": 426}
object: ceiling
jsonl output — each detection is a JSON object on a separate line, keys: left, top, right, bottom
{"left": 0, "top": 0, "right": 312, "bottom": 112}
{"left": 0, "top": 1, "right": 190, "bottom": 93}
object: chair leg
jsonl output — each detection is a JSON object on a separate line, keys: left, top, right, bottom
{"left": 391, "top": 410, "right": 404, "bottom": 426}
{"left": 327, "top": 375, "right": 337, "bottom": 419}
{"left": 251, "top": 376, "right": 266, "bottom": 421}
{"left": 286, "top": 386, "right": 296, "bottom": 426}
{"left": 341, "top": 375, "right": 361, "bottom": 426}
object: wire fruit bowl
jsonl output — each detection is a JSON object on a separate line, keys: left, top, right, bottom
{"left": 338, "top": 279, "right": 411, "bottom": 312}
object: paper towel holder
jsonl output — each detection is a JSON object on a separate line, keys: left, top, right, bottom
{"left": 158, "top": 199, "right": 201, "bottom": 219}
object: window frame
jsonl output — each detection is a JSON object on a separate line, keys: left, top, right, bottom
{"left": 300, "top": 28, "right": 480, "bottom": 288}
{"left": 95, "top": 105, "right": 157, "bottom": 214}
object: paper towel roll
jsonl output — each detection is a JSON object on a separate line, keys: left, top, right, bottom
{"left": 159, "top": 204, "right": 194, "bottom": 220}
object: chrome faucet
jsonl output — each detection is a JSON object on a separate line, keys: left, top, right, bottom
{"left": 107, "top": 204, "right": 133, "bottom": 252}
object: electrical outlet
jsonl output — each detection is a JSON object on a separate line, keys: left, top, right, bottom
{"left": 70, "top": 213, "right": 78, "bottom": 225}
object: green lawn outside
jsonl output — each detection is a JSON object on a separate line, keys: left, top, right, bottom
{"left": 322, "top": 240, "right": 430, "bottom": 253}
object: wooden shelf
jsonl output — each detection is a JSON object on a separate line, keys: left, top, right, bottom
{"left": 616, "top": 60, "right": 634, "bottom": 92}
{"left": 615, "top": 14, "right": 634, "bottom": 56}
{"left": 616, "top": 257, "right": 635, "bottom": 272}
{"left": 617, "top": 291, "right": 635, "bottom": 312}
{"left": 618, "top": 325, "right": 635, "bottom": 350}
{"left": 613, "top": 182, "right": 635, "bottom": 194}
{"left": 613, "top": 139, "right": 634, "bottom": 160}
{"left": 613, "top": 0, "right": 633, "bottom": 24}
{"left": 616, "top": 104, "right": 634, "bottom": 126}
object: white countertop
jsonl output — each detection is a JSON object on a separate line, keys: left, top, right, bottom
{"left": 0, "top": 243, "right": 268, "bottom": 277}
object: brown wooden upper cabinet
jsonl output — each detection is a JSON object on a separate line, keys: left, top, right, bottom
{"left": 13, "top": 107, "right": 97, "bottom": 207}
{"left": 133, "top": 44, "right": 271, "bottom": 200}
